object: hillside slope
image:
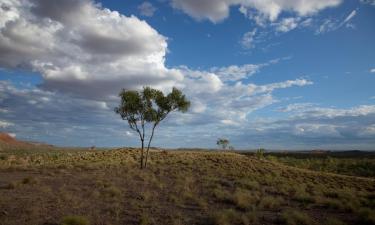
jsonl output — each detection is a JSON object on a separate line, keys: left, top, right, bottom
{"left": 0, "top": 148, "right": 374, "bottom": 225}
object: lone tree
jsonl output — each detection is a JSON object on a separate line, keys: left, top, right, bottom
{"left": 217, "top": 138, "right": 229, "bottom": 150}
{"left": 115, "top": 86, "right": 190, "bottom": 169}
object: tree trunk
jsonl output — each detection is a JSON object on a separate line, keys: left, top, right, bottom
{"left": 144, "top": 124, "right": 157, "bottom": 168}
{"left": 140, "top": 139, "right": 144, "bottom": 169}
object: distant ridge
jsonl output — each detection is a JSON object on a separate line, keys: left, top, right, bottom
{"left": 0, "top": 132, "right": 52, "bottom": 149}
{"left": 0, "top": 132, "right": 30, "bottom": 146}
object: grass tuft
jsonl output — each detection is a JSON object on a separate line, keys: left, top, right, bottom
{"left": 61, "top": 215, "right": 90, "bottom": 225}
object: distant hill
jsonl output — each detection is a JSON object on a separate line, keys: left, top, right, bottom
{"left": 0, "top": 132, "right": 52, "bottom": 150}
{"left": 0, "top": 132, "right": 30, "bottom": 146}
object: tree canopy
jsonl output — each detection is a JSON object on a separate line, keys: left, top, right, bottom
{"left": 115, "top": 87, "right": 190, "bottom": 168}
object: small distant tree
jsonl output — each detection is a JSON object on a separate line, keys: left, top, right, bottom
{"left": 217, "top": 138, "right": 229, "bottom": 150}
{"left": 256, "top": 148, "right": 265, "bottom": 159}
{"left": 115, "top": 87, "right": 190, "bottom": 169}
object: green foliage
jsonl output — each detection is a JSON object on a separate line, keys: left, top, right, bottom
{"left": 217, "top": 138, "right": 230, "bottom": 150}
{"left": 61, "top": 215, "right": 89, "bottom": 225}
{"left": 115, "top": 87, "right": 190, "bottom": 168}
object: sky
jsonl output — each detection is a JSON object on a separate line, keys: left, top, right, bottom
{"left": 0, "top": 0, "right": 374, "bottom": 150}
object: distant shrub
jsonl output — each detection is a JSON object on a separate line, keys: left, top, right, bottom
{"left": 320, "top": 198, "right": 342, "bottom": 210}
{"left": 232, "top": 188, "right": 258, "bottom": 210}
{"left": 213, "top": 188, "right": 232, "bottom": 203}
{"left": 5, "top": 181, "right": 18, "bottom": 189}
{"left": 22, "top": 176, "right": 38, "bottom": 185}
{"left": 238, "top": 179, "right": 259, "bottom": 191}
{"left": 211, "top": 209, "right": 249, "bottom": 225}
{"left": 324, "top": 190, "right": 339, "bottom": 199}
{"left": 139, "top": 213, "right": 154, "bottom": 225}
{"left": 325, "top": 217, "right": 346, "bottom": 225}
{"left": 255, "top": 148, "right": 265, "bottom": 159}
{"left": 356, "top": 208, "right": 375, "bottom": 225}
{"left": 259, "top": 196, "right": 283, "bottom": 210}
{"left": 293, "top": 190, "right": 315, "bottom": 205}
{"left": 61, "top": 215, "right": 89, "bottom": 225}
{"left": 102, "top": 186, "right": 121, "bottom": 198}
{"left": 0, "top": 154, "right": 8, "bottom": 160}
{"left": 280, "top": 209, "right": 313, "bottom": 225}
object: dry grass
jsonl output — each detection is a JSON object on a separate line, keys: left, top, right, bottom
{"left": 0, "top": 146, "right": 374, "bottom": 225}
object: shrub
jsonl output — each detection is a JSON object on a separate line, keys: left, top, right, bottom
{"left": 255, "top": 148, "right": 265, "bottom": 159}
{"left": 280, "top": 209, "right": 313, "bottom": 225}
{"left": 102, "top": 186, "right": 122, "bottom": 198}
{"left": 325, "top": 217, "right": 346, "bottom": 225}
{"left": 238, "top": 179, "right": 259, "bottom": 191}
{"left": 259, "top": 196, "right": 283, "bottom": 210}
{"left": 213, "top": 188, "right": 232, "bottom": 203}
{"left": 211, "top": 209, "right": 249, "bottom": 225}
{"left": 139, "top": 213, "right": 154, "bottom": 225}
{"left": 320, "top": 198, "right": 342, "bottom": 210}
{"left": 5, "top": 181, "right": 18, "bottom": 189}
{"left": 356, "top": 208, "right": 375, "bottom": 225}
{"left": 61, "top": 215, "right": 89, "bottom": 225}
{"left": 22, "top": 177, "right": 38, "bottom": 185}
{"left": 0, "top": 154, "right": 8, "bottom": 160}
{"left": 292, "top": 190, "right": 315, "bottom": 205}
{"left": 232, "top": 189, "right": 258, "bottom": 210}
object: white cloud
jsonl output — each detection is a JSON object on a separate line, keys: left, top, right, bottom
{"left": 316, "top": 9, "right": 357, "bottom": 34}
{"left": 273, "top": 17, "right": 300, "bottom": 32}
{"left": 343, "top": 10, "right": 357, "bottom": 24}
{"left": 0, "top": 0, "right": 182, "bottom": 100}
{"left": 138, "top": 2, "right": 157, "bottom": 17}
{"left": 0, "top": 120, "right": 13, "bottom": 128}
{"left": 282, "top": 103, "right": 375, "bottom": 118}
{"left": 358, "top": 124, "right": 375, "bottom": 137}
{"left": 360, "top": 0, "right": 375, "bottom": 6}
{"left": 251, "top": 79, "right": 313, "bottom": 94}
{"left": 7, "top": 133, "right": 16, "bottom": 138}
{"left": 210, "top": 57, "right": 286, "bottom": 82}
{"left": 370, "top": 68, "right": 375, "bottom": 73}
{"left": 240, "top": 28, "right": 257, "bottom": 49}
{"left": 171, "top": 0, "right": 342, "bottom": 23}
{"left": 212, "top": 64, "right": 262, "bottom": 81}
{"left": 293, "top": 123, "right": 342, "bottom": 138}
{"left": 0, "top": 0, "right": 321, "bottom": 148}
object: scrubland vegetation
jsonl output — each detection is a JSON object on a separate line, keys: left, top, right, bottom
{"left": 0, "top": 145, "right": 374, "bottom": 225}
{"left": 242, "top": 151, "right": 375, "bottom": 178}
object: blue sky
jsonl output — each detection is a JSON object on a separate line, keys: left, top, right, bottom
{"left": 0, "top": 0, "right": 374, "bottom": 150}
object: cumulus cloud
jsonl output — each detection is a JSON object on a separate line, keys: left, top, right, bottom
{"left": 0, "top": 0, "right": 325, "bottom": 148}
{"left": 370, "top": 68, "right": 375, "bottom": 73}
{"left": 0, "top": 0, "right": 181, "bottom": 100}
{"left": 138, "top": 2, "right": 157, "bottom": 17}
{"left": 171, "top": 0, "right": 342, "bottom": 23}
